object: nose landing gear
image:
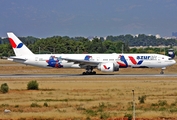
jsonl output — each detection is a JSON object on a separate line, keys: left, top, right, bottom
{"left": 160, "top": 67, "right": 166, "bottom": 74}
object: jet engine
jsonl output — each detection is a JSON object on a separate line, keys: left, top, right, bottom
{"left": 97, "top": 62, "right": 119, "bottom": 72}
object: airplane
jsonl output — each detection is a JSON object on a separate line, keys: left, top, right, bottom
{"left": 7, "top": 32, "right": 176, "bottom": 75}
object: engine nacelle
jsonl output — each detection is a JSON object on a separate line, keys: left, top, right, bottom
{"left": 97, "top": 62, "right": 119, "bottom": 72}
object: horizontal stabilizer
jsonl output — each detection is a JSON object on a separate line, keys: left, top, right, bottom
{"left": 8, "top": 56, "right": 27, "bottom": 61}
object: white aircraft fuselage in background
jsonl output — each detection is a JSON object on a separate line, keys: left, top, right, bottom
{"left": 7, "top": 32, "right": 176, "bottom": 75}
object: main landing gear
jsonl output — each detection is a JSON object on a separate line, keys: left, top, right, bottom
{"left": 82, "top": 66, "right": 96, "bottom": 75}
{"left": 160, "top": 67, "right": 166, "bottom": 74}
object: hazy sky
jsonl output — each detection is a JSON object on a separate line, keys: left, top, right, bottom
{"left": 0, "top": 0, "right": 177, "bottom": 38}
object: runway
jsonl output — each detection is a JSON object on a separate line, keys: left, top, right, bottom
{"left": 1, "top": 74, "right": 177, "bottom": 78}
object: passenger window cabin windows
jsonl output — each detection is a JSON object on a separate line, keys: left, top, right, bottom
{"left": 109, "top": 59, "right": 114, "bottom": 61}
{"left": 103, "top": 59, "right": 108, "bottom": 61}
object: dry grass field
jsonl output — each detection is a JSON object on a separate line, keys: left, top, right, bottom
{"left": 0, "top": 59, "right": 177, "bottom": 120}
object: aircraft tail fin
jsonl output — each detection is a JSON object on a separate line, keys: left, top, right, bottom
{"left": 7, "top": 32, "right": 34, "bottom": 56}
{"left": 168, "top": 49, "right": 175, "bottom": 59}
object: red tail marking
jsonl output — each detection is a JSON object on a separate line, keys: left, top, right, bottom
{"left": 8, "top": 38, "right": 17, "bottom": 48}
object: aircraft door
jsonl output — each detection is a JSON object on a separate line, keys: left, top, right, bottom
{"left": 35, "top": 57, "right": 39, "bottom": 63}
{"left": 96, "top": 57, "right": 100, "bottom": 61}
{"left": 157, "top": 56, "right": 161, "bottom": 64}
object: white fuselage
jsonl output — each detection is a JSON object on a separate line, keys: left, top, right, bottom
{"left": 10, "top": 53, "right": 176, "bottom": 69}
{"left": 7, "top": 32, "right": 176, "bottom": 74}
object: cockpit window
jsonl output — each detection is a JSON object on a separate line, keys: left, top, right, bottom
{"left": 168, "top": 58, "right": 173, "bottom": 60}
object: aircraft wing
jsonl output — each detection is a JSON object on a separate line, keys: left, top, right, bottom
{"left": 61, "top": 57, "right": 100, "bottom": 66}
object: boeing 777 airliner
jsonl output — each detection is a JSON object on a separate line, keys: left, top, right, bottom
{"left": 7, "top": 32, "right": 176, "bottom": 75}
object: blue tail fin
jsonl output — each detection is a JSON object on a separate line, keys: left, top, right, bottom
{"left": 168, "top": 49, "right": 175, "bottom": 59}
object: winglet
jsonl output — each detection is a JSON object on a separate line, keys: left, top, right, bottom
{"left": 7, "top": 32, "right": 34, "bottom": 56}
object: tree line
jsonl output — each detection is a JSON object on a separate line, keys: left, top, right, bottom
{"left": 0, "top": 34, "right": 176, "bottom": 57}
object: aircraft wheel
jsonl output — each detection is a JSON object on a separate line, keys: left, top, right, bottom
{"left": 83, "top": 71, "right": 96, "bottom": 75}
{"left": 160, "top": 71, "right": 164, "bottom": 74}
{"left": 92, "top": 71, "right": 96, "bottom": 75}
